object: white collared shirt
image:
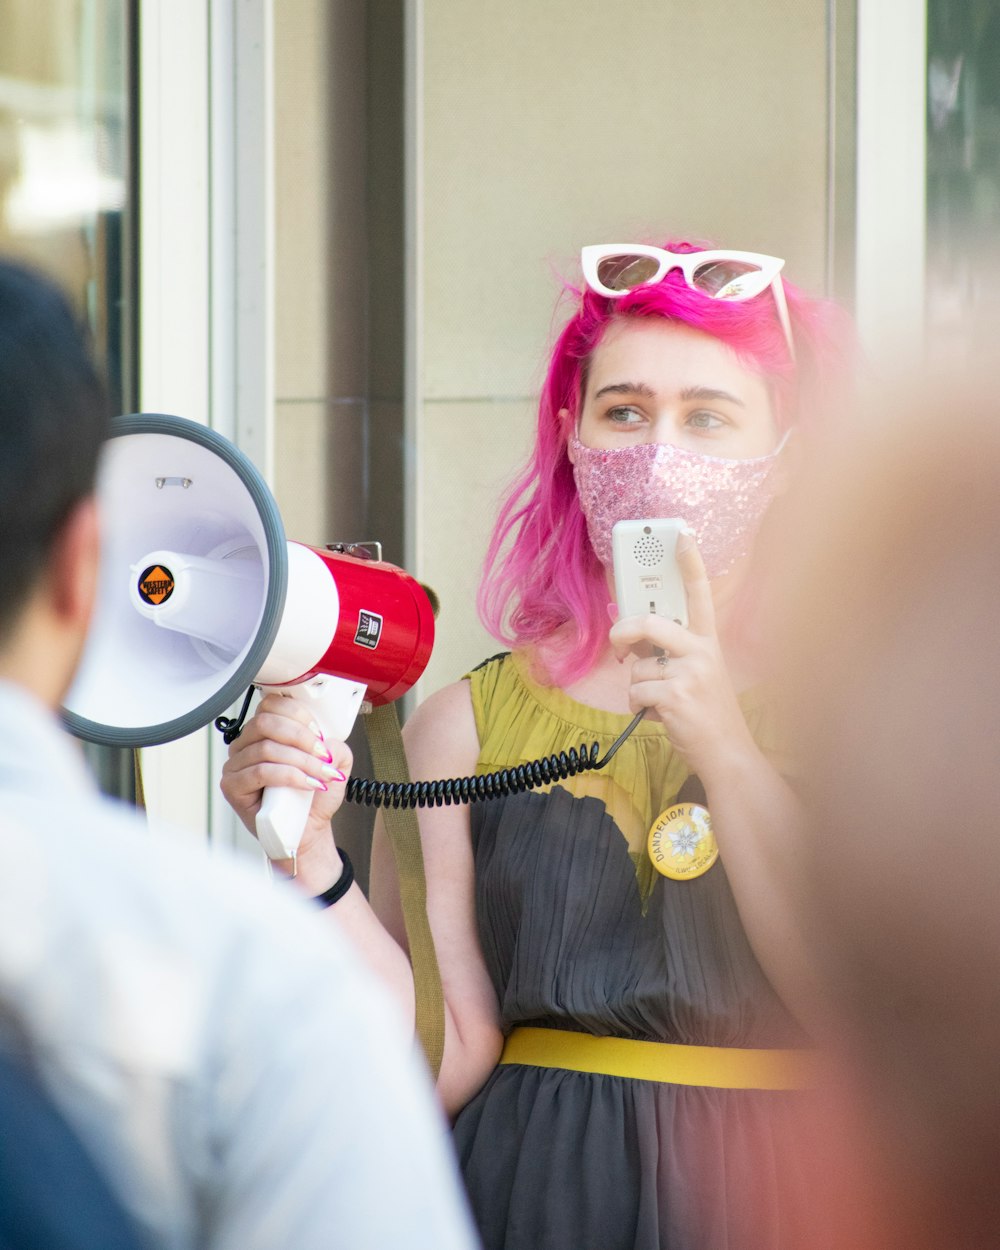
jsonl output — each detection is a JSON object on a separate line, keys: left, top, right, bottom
{"left": 0, "top": 680, "right": 478, "bottom": 1250}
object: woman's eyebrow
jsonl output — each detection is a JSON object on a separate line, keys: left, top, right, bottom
{"left": 593, "top": 380, "right": 656, "bottom": 400}
{"left": 680, "top": 385, "right": 745, "bottom": 407}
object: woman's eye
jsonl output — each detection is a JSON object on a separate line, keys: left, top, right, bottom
{"left": 606, "top": 405, "right": 644, "bottom": 426}
{"left": 687, "top": 409, "right": 725, "bottom": 430}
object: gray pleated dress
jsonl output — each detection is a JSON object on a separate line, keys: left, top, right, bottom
{"left": 451, "top": 652, "right": 820, "bottom": 1250}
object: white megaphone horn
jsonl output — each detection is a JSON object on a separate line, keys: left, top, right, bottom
{"left": 63, "top": 414, "right": 435, "bottom": 860}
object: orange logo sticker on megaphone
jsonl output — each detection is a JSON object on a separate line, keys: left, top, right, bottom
{"left": 137, "top": 564, "right": 175, "bottom": 606}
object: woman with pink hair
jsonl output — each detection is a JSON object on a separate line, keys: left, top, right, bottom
{"left": 222, "top": 240, "right": 852, "bottom": 1249}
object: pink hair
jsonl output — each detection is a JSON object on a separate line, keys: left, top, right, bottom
{"left": 477, "top": 238, "right": 855, "bottom": 686}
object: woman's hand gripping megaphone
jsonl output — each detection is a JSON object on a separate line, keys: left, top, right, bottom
{"left": 254, "top": 674, "right": 365, "bottom": 860}
{"left": 221, "top": 686, "right": 354, "bottom": 868}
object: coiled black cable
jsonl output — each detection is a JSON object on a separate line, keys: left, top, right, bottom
{"left": 344, "top": 709, "right": 645, "bottom": 811}
{"left": 215, "top": 687, "right": 646, "bottom": 812}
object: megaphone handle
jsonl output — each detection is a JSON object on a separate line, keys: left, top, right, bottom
{"left": 255, "top": 674, "right": 368, "bottom": 861}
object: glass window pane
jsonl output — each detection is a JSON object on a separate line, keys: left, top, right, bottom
{"left": 0, "top": 0, "right": 134, "bottom": 406}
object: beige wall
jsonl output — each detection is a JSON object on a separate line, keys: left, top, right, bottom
{"left": 273, "top": 0, "right": 383, "bottom": 879}
{"left": 273, "top": 0, "right": 367, "bottom": 545}
{"left": 415, "top": 0, "right": 833, "bottom": 697}
{"left": 274, "top": 0, "right": 407, "bottom": 557}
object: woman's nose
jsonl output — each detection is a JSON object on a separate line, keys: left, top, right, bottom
{"left": 645, "top": 411, "right": 678, "bottom": 444}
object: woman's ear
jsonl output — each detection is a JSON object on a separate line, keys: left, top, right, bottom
{"left": 560, "top": 408, "right": 577, "bottom": 463}
{"left": 771, "top": 427, "right": 800, "bottom": 496}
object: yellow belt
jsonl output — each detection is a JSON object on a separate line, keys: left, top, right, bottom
{"left": 498, "top": 1026, "right": 815, "bottom": 1090}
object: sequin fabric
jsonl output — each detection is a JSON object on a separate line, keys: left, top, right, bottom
{"left": 570, "top": 437, "right": 785, "bottom": 578}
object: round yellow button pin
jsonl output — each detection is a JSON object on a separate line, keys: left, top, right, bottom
{"left": 647, "top": 803, "right": 718, "bottom": 881}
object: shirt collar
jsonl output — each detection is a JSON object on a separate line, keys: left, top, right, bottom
{"left": 0, "top": 680, "right": 97, "bottom": 799}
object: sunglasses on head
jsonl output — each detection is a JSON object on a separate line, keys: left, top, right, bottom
{"left": 580, "top": 243, "right": 795, "bottom": 359}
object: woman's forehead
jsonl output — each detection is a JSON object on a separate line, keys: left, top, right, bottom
{"left": 585, "top": 319, "right": 770, "bottom": 401}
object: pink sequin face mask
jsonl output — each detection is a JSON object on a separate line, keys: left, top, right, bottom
{"left": 570, "top": 435, "right": 788, "bottom": 578}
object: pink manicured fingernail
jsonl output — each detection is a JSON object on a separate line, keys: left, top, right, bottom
{"left": 307, "top": 777, "right": 328, "bottom": 791}
{"left": 321, "top": 765, "right": 347, "bottom": 783}
{"left": 313, "top": 742, "right": 333, "bottom": 762}
{"left": 310, "top": 721, "right": 324, "bottom": 740}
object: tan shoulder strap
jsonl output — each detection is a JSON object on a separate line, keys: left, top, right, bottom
{"left": 133, "top": 748, "right": 146, "bottom": 810}
{"left": 364, "top": 701, "right": 446, "bottom": 1080}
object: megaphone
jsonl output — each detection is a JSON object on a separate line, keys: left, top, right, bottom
{"left": 63, "top": 414, "right": 435, "bottom": 860}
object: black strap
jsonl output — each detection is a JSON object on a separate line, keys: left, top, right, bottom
{"left": 312, "top": 848, "right": 355, "bottom": 908}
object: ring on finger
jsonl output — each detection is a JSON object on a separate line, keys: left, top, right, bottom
{"left": 655, "top": 652, "right": 670, "bottom": 669}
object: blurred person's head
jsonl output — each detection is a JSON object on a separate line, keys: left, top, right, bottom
{"left": 775, "top": 371, "right": 1000, "bottom": 1248}
{"left": 0, "top": 260, "right": 110, "bottom": 703}
{"left": 478, "top": 237, "right": 853, "bottom": 684}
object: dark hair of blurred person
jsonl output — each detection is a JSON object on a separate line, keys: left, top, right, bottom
{"left": 0, "top": 262, "right": 110, "bottom": 645}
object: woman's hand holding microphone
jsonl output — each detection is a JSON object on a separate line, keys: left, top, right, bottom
{"left": 608, "top": 533, "right": 756, "bottom": 780}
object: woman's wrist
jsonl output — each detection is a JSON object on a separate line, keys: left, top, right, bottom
{"left": 269, "top": 825, "right": 343, "bottom": 894}
{"left": 692, "top": 730, "right": 768, "bottom": 793}
{"left": 311, "top": 848, "right": 355, "bottom": 908}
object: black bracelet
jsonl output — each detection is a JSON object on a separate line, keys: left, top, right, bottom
{"left": 312, "top": 848, "right": 354, "bottom": 908}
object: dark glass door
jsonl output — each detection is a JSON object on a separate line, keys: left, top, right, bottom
{"left": 926, "top": 1, "right": 1000, "bottom": 360}
{"left": 0, "top": 0, "right": 137, "bottom": 797}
